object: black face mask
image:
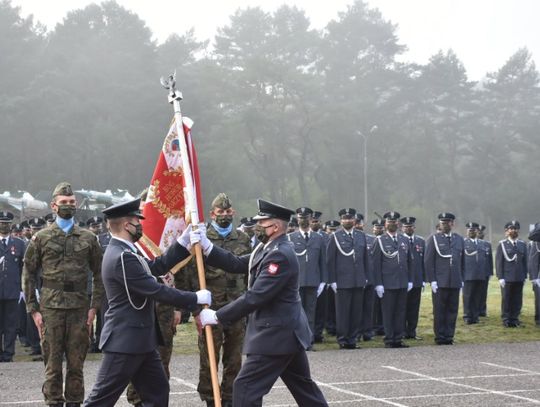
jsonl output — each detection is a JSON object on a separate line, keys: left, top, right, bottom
{"left": 298, "top": 219, "right": 310, "bottom": 229}
{"left": 57, "top": 204, "right": 76, "bottom": 220}
{"left": 254, "top": 224, "right": 274, "bottom": 244}
{"left": 0, "top": 224, "right": 10, "bottom": 234}
{"left": 127, "top": 222, "right": 143, "bottom": 243}
{"left": 215, "top": 215, "right": 233, "bottom": 228}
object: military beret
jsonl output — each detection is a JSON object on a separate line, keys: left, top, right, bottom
{"left": 211, "top": 193, "right": 232, "bottom": 210}
{"left": 0, "top": 211, "right": 14, "bottom": 222}
{"left": 102, "top": 197, "right": 145, "bottom": 219}
{"left": 52, "top": 182, "right": 74, "bottom": 197}
{"left": 383, "top": 211, "right": 400, "bottom": 221}
{"left": 400, "top": 216, "right": 416, "bottom": 225}
{"left": 86, "top": 216, "right": 103, "bottom": 226}
{"left": 372, "top": 218, "right": 384, "bottom": 226}
{"left": 312, "top": 211, "right": 322, "bottom": 220}
{"left": 253, "top": 199, "right": 295, "bottom": 222}
{"left": 465, "top": 222, "right": 479, "bottom": 229}
{"left": 354, "top": 213, "right": 364, "bottom": 222}
{"left": 28, "top": 217, "right": 46, "bottom": 228}
{"left": 338, "top": 208, "right": 356, "bottom": 218}
{"left": 296, "top": 207, "right": 313, "bottom": 217}
{"left": 504, "top": 220, "right": 520, "bottom": 230}
{"left": 438, "top": 212, "right": 455, "bottom": 221}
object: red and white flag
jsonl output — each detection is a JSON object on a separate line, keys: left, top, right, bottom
{"left": 136, "top": 116, "right": 204, "bottom": 259}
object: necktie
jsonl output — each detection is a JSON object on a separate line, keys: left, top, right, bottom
{"left": 1, "top": 238, "right": 6, "bottom": 250}
{"left": 409, "top": 237, "right": 414, "bottom": 245}
{"left": 393, "top": 236, "right": 397, "bottom": 244}
{"left": 304, "top": 232, "right": 309, "bottom": 242}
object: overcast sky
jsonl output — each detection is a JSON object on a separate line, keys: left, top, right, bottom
{"left": 11, "top": 0, "right": 540, "bottom": 80}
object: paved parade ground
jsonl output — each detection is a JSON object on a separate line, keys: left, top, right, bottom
{"left": 1, "top": 341, "right": 540, "bottom": 406}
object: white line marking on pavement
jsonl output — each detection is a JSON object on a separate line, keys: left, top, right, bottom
{"left": 385, "top": 388, "right": 540, "bottom": 401}
{"left": 314, "top": 379, "right": 410, "bottom": 407}
{"left": 170, "top": 376, "right": 198, "bottom": 389}
{"left": 0, "top": 401, "right": 42, "bottom": 405}
{"left": 480, "top": 362, "right": 540, "bottom": 375}
{"left": 383, "top": 365, "right": 540, "bottom": 404}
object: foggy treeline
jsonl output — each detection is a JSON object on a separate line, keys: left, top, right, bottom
{"left": 1, "top": 0, "right": 539, "bottom": 236}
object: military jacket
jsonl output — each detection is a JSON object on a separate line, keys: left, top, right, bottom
{"left": 403, "top": 234, "right": 426, "bottom": 287}
{"left": 372, "top": 233, "right": 412, "bottom": 289}
{"left": 326, "top": 228, "right": 369, "bottom": 289}
{"left": 23, "top": 222, "right": 104, "bottom": 311}
{"left": 209, "top": 235, "right": 312, "bottom": 355}
{"left": 179, "top": 224, "right": 251, "bottom": 310}
{"left": 424, "top": 232, "right": 465, "bottom": 288}
{"left": 495, "top": 239, "right": 528, "bottom": 282}
{"left": 0, "top": 236, "right": 26, "bottom": 300}
{"left": 365, "top": 234, "right": 376, "bottom": 285}
{"left": 528, "top": 242, "right": 540, "bottom": 280}
{"left": 287, "top": 230, "right": 327, "bottom": 287}
{"left": 463, "top": 238, "right": 493, "bottom": 281}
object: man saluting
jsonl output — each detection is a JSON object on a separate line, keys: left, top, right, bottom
{"left": 194, "top": 199, "right": 328, "bottom": 407}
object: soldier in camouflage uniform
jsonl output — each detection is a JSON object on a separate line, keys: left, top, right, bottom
{"left": 178, "top": 193, "right": 251, "bottom": 407}
{"left": 22, "top": 182, "right": 103, "bottom": 407}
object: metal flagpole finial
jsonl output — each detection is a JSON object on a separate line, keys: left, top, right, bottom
{"left": 160, "top": 71, "right": 183, "bottom": 104}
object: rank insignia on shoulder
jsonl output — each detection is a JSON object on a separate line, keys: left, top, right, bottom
{"left": 268, "top": 263, "right": 279, "bottom": 275}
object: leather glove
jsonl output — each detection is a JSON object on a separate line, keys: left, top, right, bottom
{"left": 431, "top": 281, "right": 438, "bottom": 294}
{"left": 199, "top": 308, "right": 218, "bottom": 326}
{"left": 499, "top": 279, "right": 506, "bottom": 288}
{"left": 190, "top": 226, "right": 213, "bottom": 256}
{"left": 330, "top": 282, "right": 337, "bottom": 293}
{"left": 317, "top": 282, "right": 326, "bottom": 297}
{"left": 177, "top": 226, "right": 192, "bottom": 250}
{"left": 375, "top": 285, "right": 384, "bottom": 298}
{"left": 195, "top": 289, "right": 212, "bottom": 306}
{"left": 407, "top": 282, "right": 413, "bottom": 292}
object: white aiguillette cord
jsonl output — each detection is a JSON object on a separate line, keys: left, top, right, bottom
{"left": 287, "top": 234, "right": 308, "bottom": 261}
{"left": 433, "top": 235, "right": 452, "bottom": 259}
{"left": 121, "top": 250, "right": 156, "bottom": 310}
{"left": 376, "top": 236, "right": 399, "bottom": 261}
{"left": 333, "top": 232, "right": 355, "bottom": 257}
{"left": 500, "top": 240, "right": 517, "bottom": 262}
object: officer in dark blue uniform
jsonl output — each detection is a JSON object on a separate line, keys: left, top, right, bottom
{"left": 528, "top": 224, "right": 540, "bottom": 325}
{"left": 372, "top": 212, "right": 412, "bottom": 348}
{"left": 401, "top": 217, "right": 425, "bottom": 340}
{"left": 496, "top": 221, "right": 528, "bottom": 327}
{"left": 462, "top": 222, "right": 493, "bottom": 324}
{"left": 357, "top": 213, "right": 375, "bottom": 341}
{"left": 83, "top": 198, "right": 211, "bottom": 407}
{"left": 477, "top": 225, "right": 492, "bottom": 317}
{"left": 327, "top": 208, "right": 369, "bottom": 349}
{"left": 322, "top": 220, "right": 339, "bottom": 337}
{"left": 425, "top": 213, "right": 464, "bottom": 345}
{"left": 197, "top": 199, "right": 328, "bottom": 407}
{"left": 312, "top": 212, "right": 330, "bottom": 343}
{"left": 371, "top": 218, "right": 385, "bottom": 336}
{"left": 288, "top": 207, "right": 327, "bottom": 346}
{"left": 0, "top": 211, "right": 26, "bottom": 362}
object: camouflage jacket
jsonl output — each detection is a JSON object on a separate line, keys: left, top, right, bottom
{"left": 23, "top": 222, "right": 103, "bottom": 312}
{"left": 176, "top": 224, "right": 252, "bottom": 310}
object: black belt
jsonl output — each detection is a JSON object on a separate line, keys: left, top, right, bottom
{"left": 42, "top": 280, "right": 86, "bottom": 292}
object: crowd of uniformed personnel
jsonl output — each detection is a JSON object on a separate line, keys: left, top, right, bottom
{"left": 1, "top": 182, "right": 540, "bottom": 406}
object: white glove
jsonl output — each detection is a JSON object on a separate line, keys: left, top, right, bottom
{"left": 499, "top": 279, "right": 506, "bottom": 288}
{"left": 190, "top": 226, "right": 213, "bottom": 256}
{"left": 199, "top": 308, "right": 218, "bottom": 326}
{"left": 534, "top": 278, "right": 540, "bottom": 287}
{"left": 431, "top": 281, "right": 438, "bottom": 294}
{"left": 18, "top": 291, "right": 25, "bottom": 304}
{"left": 317, "top": 282, "right": 326, "bottom": 297}
{"left": 407, "top": 282, "right": 413, "bottom": 292}
{"left": 375, "top": 285, "right": 384, "bottom": 298}
{"left": 196, "top": 289, "right": 212, "bottom": 306}
{"left": 177, "top": 226, "right": 192, "bottom": 250}
{"left": 330, "top": 282, "right": 337, "bottom": 293}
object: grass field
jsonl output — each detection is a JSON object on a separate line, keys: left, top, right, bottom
{"left": 171, "top": 278, "right": 540, "bottom": 355}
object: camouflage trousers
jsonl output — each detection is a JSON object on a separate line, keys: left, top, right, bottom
{"left": 126, "top": 304, "right": 176, "bottom": 405}
{"left": 198, "top": 318, "right": 245, "bottom": 402}
{"left": 41, "top": 307, "right": 89, "bottom": 404}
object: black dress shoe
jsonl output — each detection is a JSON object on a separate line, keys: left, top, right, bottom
{"left": 384, "top": 343, "right": 394, "bottom": 348}
{"left": 362, "top": 335, "right": 373, "bottom": 341}
{"left": 314, "top": 336, "right": 324, "bottom": 343}
{"left": 396, "top": 342, "right": 409, "bottom": 348}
